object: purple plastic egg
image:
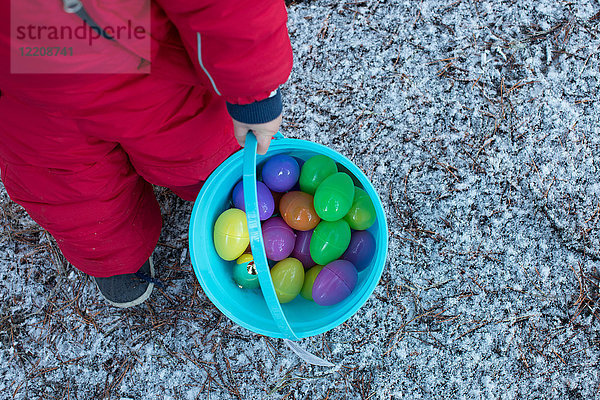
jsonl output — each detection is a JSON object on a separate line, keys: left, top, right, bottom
{"left": 261, "top": 155, "right": 300, "bottom": 192}
{"left": 261, "top": 217, "right": 296, "bottom": 261}
{"left": 291, "top": 230, "right": 316, "bottom": 269}
{"left": 312, "top": 260, "right": 358, "bottom": 306}
{"left": 342, "top": 230, "right": 376, "bottom": 272}
{"left": 232, "top": 180, "right": 275, "bottom": 221}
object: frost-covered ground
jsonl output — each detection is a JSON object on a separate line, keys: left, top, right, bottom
{"left": 2, "top": 0, "right": 600, "bottom": 398}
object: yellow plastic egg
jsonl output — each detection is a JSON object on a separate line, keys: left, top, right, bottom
{"left": 271, "top": 258, "right": 305, "bottom": 303}
{"left": 213, "top": 208, "right": 249, "bottom": 261}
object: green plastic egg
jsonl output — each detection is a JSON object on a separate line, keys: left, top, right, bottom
{"left": 309, "top": 219, "right": 351, "bottom": 265}
{"left": 313, "top": 172, "right": 355, "bottom": 221}
{"left": 299, "top": 155, "right": 338, "bottom": 195}
{"left": 344, "top": 187, "right": 377, "bottom": 230}
{"left": 300, "top": 265, "right": 324, "bottom": 300}
{"left": 213, "top": 208, "right": 249, "bottom": 261}
{"left": 233, "top": 253, "right": 259, "bottom": 289}
{"left": 270, "top": 258, "right": 305, "bottom": 303}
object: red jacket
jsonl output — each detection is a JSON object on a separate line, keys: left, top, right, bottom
{"left": 0, "top": 0, "right": 293, "bottom": 277}
{"left": 0, "top": 0, "right": 292, "bottom": 112}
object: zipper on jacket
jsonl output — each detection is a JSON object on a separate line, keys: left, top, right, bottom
{"left": 62, "top": 0, "right": 114, "bottom": 41}
{"left": 61, "top": 0, "right": 150, "bottom": 69}
{"left": 62, "top": 0, "right": 83, "bottom": 14}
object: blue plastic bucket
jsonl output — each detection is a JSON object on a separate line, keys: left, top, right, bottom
{"left": 189, "top": 133, "right": 388, "bottom": 340}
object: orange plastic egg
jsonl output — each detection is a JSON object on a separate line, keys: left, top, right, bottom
{"left": 279, "top": 191, "right": 321, "bottom": 231}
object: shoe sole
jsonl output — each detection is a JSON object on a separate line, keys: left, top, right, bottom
{"left": 96, "top": 257, "right": 155, "bottom": 308}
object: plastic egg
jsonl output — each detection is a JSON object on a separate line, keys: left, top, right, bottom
{"left": 344, "top": 187, "right": 376, "bottom": 230}
{"left": 232, "top": 180, "right": 275, "bottom": 221}
{"left": 261, "top": 217, "right": 296, "bottom": 261}
{"left": 261, "top": 155, "right": 300, "bottom": 192}
{"left": 300, "top": 265, "right": 324, "bottom": 300}
{"left": 313, "top": 172, "right": 355, "bottom": 221}
{"left": 291, "top": 229, "right": 316, "bottom": 269}
{"left": 233, "top": 253, "right": 259, "bottom": 289}
{"left": 309, "top": 219, "right": 351, "bottom": 266}
{"left": 299, "top": 155, "right": 338, "bottom": 195}
{"left": 270, "top": 258, "right": 305, "bottom": 303}
{"left": 280, "top": 191, "right": 320, "bottom": 231}
{"left": 342, "top": 230, "right": 376, "bottom": 272}
{"left": 312, "top": 260, "right": 358, "bottom": 306}
{"left": 213, "top": 208, "right": 249, "bottom": 261}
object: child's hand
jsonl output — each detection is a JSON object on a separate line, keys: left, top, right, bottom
{"left": 232, "top": 114, "right": 282, "bottom": 155}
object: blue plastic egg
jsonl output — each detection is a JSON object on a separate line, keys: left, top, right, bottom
{"left": 261, "top": 155, "right": 300, "bottom": 192}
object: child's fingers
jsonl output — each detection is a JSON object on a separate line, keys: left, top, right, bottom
{"left": 256, "top": 133, "right": 273, "bottom": 155}
{"left": 233, "top": 125, "right": 247, "bottom": 147}
{"left": 231, "top": 114, "right": 281, "bottom": 154}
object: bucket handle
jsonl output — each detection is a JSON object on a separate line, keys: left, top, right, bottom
{"left": 243, "top": 132, "right": 299, "bottom": 341}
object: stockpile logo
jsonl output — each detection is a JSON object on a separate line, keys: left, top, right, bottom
{"left": 10, "top": 0, "right": 151, "bottom": 74}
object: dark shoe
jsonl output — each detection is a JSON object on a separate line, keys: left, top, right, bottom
{"left": 94, "top": 257, "right": 158, "bottom": 308}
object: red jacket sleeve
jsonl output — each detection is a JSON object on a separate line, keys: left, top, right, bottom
{"left": 155, "top": 0, "right": 293, "bottom": 105}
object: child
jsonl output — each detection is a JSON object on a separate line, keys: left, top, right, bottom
{"left": 0, "top": 0, "right": 293, "bottom": 307}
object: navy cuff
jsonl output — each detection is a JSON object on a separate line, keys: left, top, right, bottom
{"left": 226, "top": 89, "right": 282, "bottom": 124}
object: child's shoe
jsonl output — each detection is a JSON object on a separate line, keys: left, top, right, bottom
{"left": 94, "top": 257, "right": 158, "bottom": 308}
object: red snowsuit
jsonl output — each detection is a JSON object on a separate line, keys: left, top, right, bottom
{"left": 0, "top": 0, "right": 293, "bottom": 277}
